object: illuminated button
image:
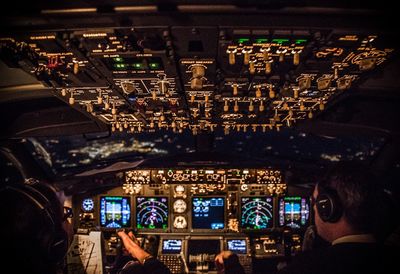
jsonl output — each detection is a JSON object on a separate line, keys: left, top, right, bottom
{"left": 149, "top": 62, "right": 160, "bottom": 70}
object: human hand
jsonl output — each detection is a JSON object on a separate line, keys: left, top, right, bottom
{"left": 117, "top": 230, "right": 151, "bottom": 264}
{"left": 215, "top": 250, "right": 234, "bottom": 274}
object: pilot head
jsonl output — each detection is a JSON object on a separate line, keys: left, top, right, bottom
{"left": 0, "top": 180, "right": 73, "bottom": 274}
{"left": 312, "top": 164, "right": 386, "bottom": 243}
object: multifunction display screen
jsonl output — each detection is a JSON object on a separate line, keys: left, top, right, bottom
{"left": 278, "top": 196, "right": 310, "bottom": 228}
{"left": 192, "top": 197, "right": 225, "bottom": 229}
{"left": 136, "top": 197, "right": 168, "bottom": 229}
{"left": 100, "top": 196, "right": 131, "bottom": 228}
{"left": 241, "top": 197, "right": 273, "bottom": 229}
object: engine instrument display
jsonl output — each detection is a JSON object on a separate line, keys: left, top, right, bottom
{"left": 100, "top": 196, "right": 131, "bottom": 228}
{"left": 278, "top": 196, "right": 310, "bottom": 229}
{"left": 241, "top": 197, "right": 274, "bottom": 230}
{"left": 192, "top": 197, "right": 225, "bottom": 229}
{"left": 136, "top": 197, "right": 168, "bottom": 229}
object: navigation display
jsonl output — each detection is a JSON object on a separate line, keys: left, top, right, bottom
{"left": 227, "top": 239, "right": 247, "bottom": 254}
{"left": 100, "top": 196, "right": 131, "bottom": 228}
{"left": 241, "top": 197, "right": 273, "bottom": 229}
{"left": 278, "top": 196, "right": 310, "bottom": 229}
{"left": 136, "top": 197, "right": 168, "bottom": 229}
{"left": 162, "top": 239, "right": 183, "bottom": 254}
{"left": 192, "top": 197, "right": 225, "bottom": 229}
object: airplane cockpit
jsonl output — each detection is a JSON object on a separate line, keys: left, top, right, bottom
{"left": 1, "top": 1, "right": 399, "bottom": 273}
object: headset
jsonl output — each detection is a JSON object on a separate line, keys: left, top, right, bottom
{"left": 315, "top": 184, "right": 343, "bottom": 223}
{"left": 1, "top": 181, "right": 69, "bottom": 263}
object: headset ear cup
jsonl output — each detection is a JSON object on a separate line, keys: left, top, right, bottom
{"left": 30, "top": 183, "right": 69, "bottom": 263}
{"left": 316, "top": 190, "right": 342, "bottom": 223}
{"left": 5, "top": 182, "right": 69, "bottom": 263}
{"left": 316, "top": 193, "right": 334, "bottom": 222}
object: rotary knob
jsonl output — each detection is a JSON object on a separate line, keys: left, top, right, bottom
{"left": 191, "top": 64, "right": 206, "bottom": 78}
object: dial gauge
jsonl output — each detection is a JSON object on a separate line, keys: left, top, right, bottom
{"left": 82, "top": 198, "right": 94, "bottom": 212}
{"left": 173, "top": 199, "right": 187, "bottom": 213}
{"left": 173, "top": 216, "right": 187, "bottom": 229}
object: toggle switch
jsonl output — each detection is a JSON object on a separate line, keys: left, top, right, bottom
{"left": 224, "top": 100, "right": 229, "bottom": 112}
{"left": 249, "top": 59, "right": 256, "bottom": 74}
{"left": 97, "top": 90, "right": 103, "bottom": 104}
{"left": 260, "top": 47, "right": 271, "bottom": 61}
{"left": 248, "top": 101, "right": 254, "bottom": 112}
{"left": 268, "top": 85, "right": 275, "bottom": 99}
{"left": 259, "top": 101, "right": 265, "bottom": 112}
{"left": 276, "top": 48, "right": 288, "bottom": 62}
{"left": 232, "top": 84, "right": 239, "bottom": 96}
{"left": 234, "top": 101, "right": 239, "bottom": 112}
{"left": 73, "top": 61, "right": 79, "bottom": 74}
{"left": 265, "top": 58, "right": 273, "bottom": 75}
{"left": 256, "top": 86, "right": 262, "bottom": 98}
{"left": 242, "top": 48, "right": 252, "bottom": 65}
{"left": 226, "top": 48, "right": 237, "bottom": 65}
{"left": 291, "top": 49, "right": 302, "bottom": 66}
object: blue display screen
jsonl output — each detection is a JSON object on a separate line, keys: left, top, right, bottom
{"left": 285, "top": 202, "right": 301, "bottom": 213}
{"left": 100, "top": 196, "right": 131, "bottom": 228}
{"left": 192, "top": 197, "right": 225, "bottom": 229}
{"left": 278, "top": 196, "right": 310, "bottom": 229}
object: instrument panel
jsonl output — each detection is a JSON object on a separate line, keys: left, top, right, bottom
{"left": 73, "top": 168, "right": 309, "bottom": 273}
{"left": 0, "top": 26, "right": 394, "bottom": 136}
{"left": 75, "top": 168, "right": 296, "bottom": 232}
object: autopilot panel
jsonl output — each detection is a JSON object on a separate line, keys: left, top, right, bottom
{"left": 73, "top": 167, "right": 311, "bottom": 274}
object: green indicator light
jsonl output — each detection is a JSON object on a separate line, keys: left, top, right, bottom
{"left": 133, "top": 63, "right": 143, "bottom": 69}
{"left": 106, "top": 196, "right": 122, "bottom": 200}
{"left": 272, "top": 38, "right": 290, "bottom": 44}
{"left": 149, "top": 225, "right": 155, "bottom": 229}
{"left": 255, "top": 38, "right": 268, "bottom": 43}
{"left": 285, "top": 196, "right": 301, "bottom": 201}
{"left": 149, "top": 63, "right": 160, "bottom": 69}
{"left": 295, "top": 39, "right": 308, "bottom": 44}
{"left": 236, "top": 38, "right": 250, "bottom": 44}
{"left": 114, "top": 64, "right": 126, "bottom": 69}
{"left": 113, "top": 57, "right": 124, "bottom": 62}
